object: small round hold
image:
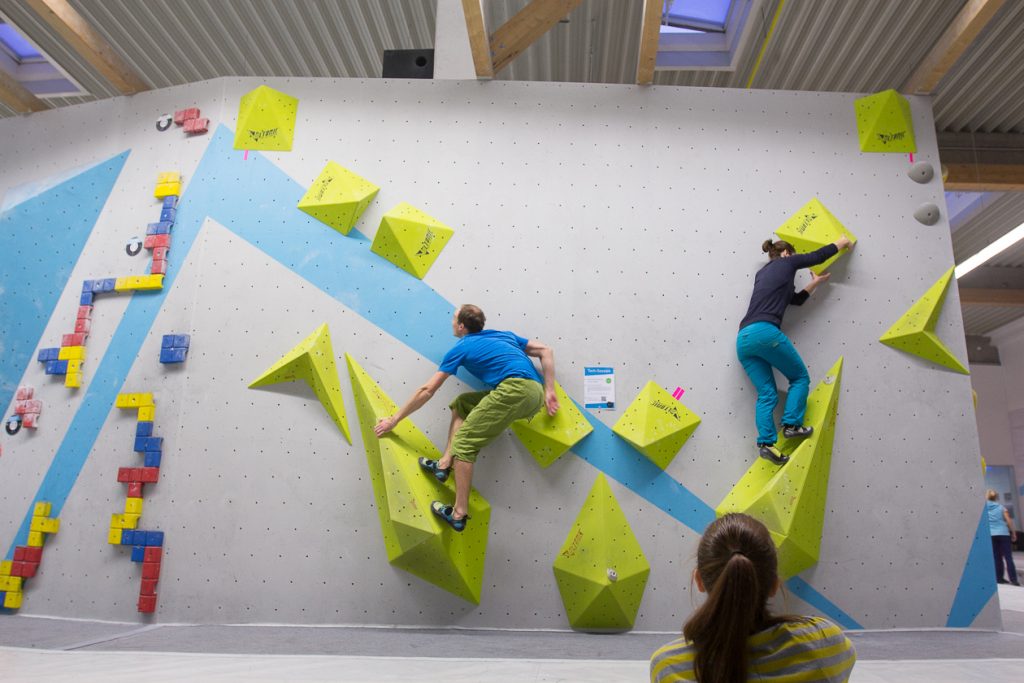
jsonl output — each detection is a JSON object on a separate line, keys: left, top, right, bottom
{"left": 607, "top": 568, "right": 618, "bottom": 582}
{"left": 5, "top": 416, "right": 22, "bottom": 435}
{"left": 155, "top": 115, "right": 172, "bottom": 132}
{"left": 126, "top": 238, "right": 143, "bottom": 256}
{"left": 907, "top": 161, "right": 934, "bottom": 184}
{"left": 914, "top": 203, "right": 941, "bottom": 225}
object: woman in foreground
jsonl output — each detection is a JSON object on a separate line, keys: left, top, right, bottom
{"left": 650, "top": 513, "right": 855, "bottom": 682}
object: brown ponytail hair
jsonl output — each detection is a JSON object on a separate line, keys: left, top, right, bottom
{"left": 762, "top": 239, "right": 795, "bottom": 260}
{"left": 683, "top": 514, "right": 798, "bottom": 683}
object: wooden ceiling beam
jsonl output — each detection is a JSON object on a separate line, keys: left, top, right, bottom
{"left": 944, "top": 163, "right": 1024, "bottom": 191}
{"left": 940, "top": 132, "right": 1024, "bottom": 191}
{"left": 460, "top": 0, "right": 494, "bottom": 79}
{"left": 902, "top": 0, "right": 1007, "bottom": 95}
{"left": 959, "top": 288, "right": 1024, "bottom": 307}
{"left": 0, "top": 66, "right": 48, "bottom": 114}
{"left": 22, "top": 0, "right": 149, "bottom": 95}
{"left": 636, "top": 0, "right": 662, "bottom": 85}
{"left": 489, "top": 0, "right": 583, "bottom": 74}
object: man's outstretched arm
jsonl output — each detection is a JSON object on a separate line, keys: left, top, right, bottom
{"left": 374, "top": 371, "right": 450, "bottom": 436}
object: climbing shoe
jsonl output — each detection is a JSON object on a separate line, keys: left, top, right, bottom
{"left": 758, "top": 444, "right": 790, "bottom": 466}
{"left": 783, "top": 424, "right": 813, "bottom": 439}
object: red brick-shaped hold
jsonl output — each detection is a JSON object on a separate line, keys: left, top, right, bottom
{"left": 13, "top": 547, "right": 26, "bottom": 561}
{"left": 77, "top": 305, "right": 93, "bottom": 320}
{"left": 143, "top": 547, "right": 162, "bottom": 563}
{"left": 184, "top": 117, "right": 209, "bottom": 134}
{"left": 153, "top": 246, "right": 170, "bottom": 260}
{"left": 141, "top": 561, "right": 161, "bottom": 580}
{"left": 22, "top": 413, "right": 38, "bottom": 428}
{"left": 127, "top": 481, "right": 143, "bottom": 498}
{"left": 140, "top": 578, "right": 158, "bottom": 596}
{"left": 144, "top": 234, "right": 170, "bottom": 249}
{"left": 74, "top": 318, "right": 91, "bottom": 334}
{"left": 10, "top": 561, "right": 26, "bottom": 576}
{"left": 139, "top": 467, "right": 160, "bottom": 483}
{"left": 137, "top": 594, "right": 157, "bottom": 613}
{"left": 13, "top": 561, "right": 38, "bottom": 578}
{"left": 117, "top": 467, "right": 134, "bottom": 483}
{"left": 14, "top": 401, "right": 27, "bottom": 415}
{"left": 150, "top": 259, "right": 167, "bottom": 275}
{"left": 61, "top": 333, "right": 87, "bottom": 347}
{"left": 15, "top": 386, "right": 33, "bottom": 400}
{"left": 174, "top": 107, "right": 199, "bottom": 124}
{"left": 22, "top": 547, "right": 41, "bottom": 563}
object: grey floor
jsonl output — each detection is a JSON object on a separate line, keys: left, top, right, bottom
{"left": 1, "top": 562, "right": 1022, "bottom": 682}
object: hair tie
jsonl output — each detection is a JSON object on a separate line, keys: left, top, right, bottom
{"left": 731, "top": 550, "right": 745, "bottom": 557}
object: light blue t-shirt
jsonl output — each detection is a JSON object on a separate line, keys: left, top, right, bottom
{"left": 439, "top": 330, "right": 543, "bottom": 388}
{"left": 987, "top": 500, "right": 1011, "bottom": 536}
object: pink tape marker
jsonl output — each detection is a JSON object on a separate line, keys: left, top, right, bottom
{"left": 672, "top": 387, "right": 685, "bottom": 400}
{"left": 909, "top": 152, "right": 914, "bottom": 163}
{"left": 243, "top": 150, "right": 249, "bottom": 160}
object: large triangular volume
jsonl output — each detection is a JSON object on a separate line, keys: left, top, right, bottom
{"left": 345, "top": 354, "right": 490, "bottom": 604}
{"left": 370, "top": 202, "right": 454, "bottom": 279}
{"left": 717, "top": 358, "right": 843, "bottom": 579}
{"left": 854, "top": 89, "right": 916, "bottom": 153}
{"left": 611, "top": 381, "right": 700, "bottom": 469}
{"left": 297, "top": 162, "right": 380, "bottom": 235}
{"left": 553, "top": 474, "right": 650, "bottom": 632}
{"left": 233, "top": 85, "right": 299, "bottom": 151}
{"left": 775, "top": 198, "right": 857, "bottom": 275}
{"left": 880, "top": 268, "right": 968, "bottom": 374}
{"left": 511, "top": 382, "right": 592, "bottom": 468}
{"left": 248, "top": 323, "right": 351, "bottom": 443}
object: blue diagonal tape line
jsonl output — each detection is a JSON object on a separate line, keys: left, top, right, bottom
{"left": 946, "top": 505, "right": 997, "bottom": 627}
{"left": 7, "top": 126, "right": 861, "bottom": 629}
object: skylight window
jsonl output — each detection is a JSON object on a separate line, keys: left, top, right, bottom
{"left": 656, "top": 0, "right": 765, "bottom": 70}
{"left": 0, "top": 19, "right": 84, "bottom": 98}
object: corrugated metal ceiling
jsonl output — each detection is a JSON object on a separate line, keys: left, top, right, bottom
{"left": 952, "top": 192, "right": 1024, "bottom": 265}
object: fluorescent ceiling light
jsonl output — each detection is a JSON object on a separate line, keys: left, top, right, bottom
{"left": 955, "top": 221, "right": 1024, "bottom": 279}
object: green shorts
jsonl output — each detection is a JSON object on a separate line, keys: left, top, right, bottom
{"left": 448, "top": 378, "right": 544, "bottom": 463}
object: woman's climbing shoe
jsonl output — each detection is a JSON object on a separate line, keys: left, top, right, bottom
{"left": 758, "top": 444, "right": 790, "bottom": 466}
{"left": 783, "top": 424, "right": 814, "bottom": 439}
{"left": 431, "top": 501, "right": 468, "bottom": 532}
{"left": 418, "top": 457, "right": 450, "bottom": 482}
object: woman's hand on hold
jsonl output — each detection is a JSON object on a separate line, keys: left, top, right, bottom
{"left": 811, "top": 271, "right": 832, "bottom": 287}
{"left": 835, "top": 236, "right": 853, "bottom": 251}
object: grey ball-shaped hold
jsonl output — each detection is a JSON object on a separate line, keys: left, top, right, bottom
{"left": 914, "top": 203, "right": 941, "bottom": 225}
{"left": 607, "top": 568, "right": 618, "bottom": 582}
{"left": 907, "top": 161, "right": 934, "bottom": 184}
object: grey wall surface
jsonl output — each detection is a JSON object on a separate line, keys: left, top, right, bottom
{"left": 0, "top": 77, "right": 993, "bottom": 630}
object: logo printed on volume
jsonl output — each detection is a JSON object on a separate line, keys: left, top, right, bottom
{"left": 877, "top": 131, "right": 906, "bottom": 144}
{"left": 247, "top": 128, "right": 279, "bottom": 142}
{"left": 650, "top": 399, "right": 681, "bottom": 421}
{"left": 795, "top": 212, "right": 818, "bottom": 234}
{"left": 415, "top": 229, "right": 436, "bottom": 257}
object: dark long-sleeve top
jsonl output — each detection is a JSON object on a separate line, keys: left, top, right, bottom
{"left": 738, "top": 244, "right": 839, "bottom": 330}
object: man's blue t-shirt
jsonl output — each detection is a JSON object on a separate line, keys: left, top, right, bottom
{"left": 439, "top": 330, "right": 543, "bottom": 388}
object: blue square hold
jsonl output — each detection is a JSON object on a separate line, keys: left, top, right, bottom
{"left": 134, "top": 436, "right": 163, "bottom": 453}
{"left": 144, "top": 451, "right": 162, "bottom": 468}
{"left": 159, "top": 207, "right": 177, "bottom": 223}
{"left": 160, "top": 348, "right": 187, "bottom": 364}
{"left": 130, "top": 545, "right": 146, "bottom": 562}
{"left": 136, "top": 421, "right": 154, "bottom": 437}
{"left": 173, "top": 334, "right": 191, "bottom": 348}
{"left": 81, "top": 280, "right": 94, "bottom": 293}
{"left": 146, "top": 531, "right": 164, "bottom": 547}
{"left": 121, "top": 529, "right": 135, "bottom": 546}
{"left": 80, "top": 291, "right": 93, "bottom": 306}
{"left": 102, "top": 278, "right": 117, "bottom": 292}
{"left": 162, "top": 196, "right": 177, "bottom": 209}
{"left": 161, "top": 335, "right": 175, "bottom": 349}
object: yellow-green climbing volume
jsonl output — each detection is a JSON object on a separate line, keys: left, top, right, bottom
{"left": 717, "top": 358, "right": 844, "bottom": 579}
{"left": 775, "top": 198, "right": 857, "bottom": 275}
{"left": 553, "top": 474, "right": 650, "bottom": 632}
{"left": 346, "top": 354, "right": 490, "bottom": 604}
{"left": 611, "top": 381, "right": 700, "bottom": 469}
{"left": 510, "top": 382, "right": 592, "bottom": 468}
{"left": 297, "top": 162, "right": 380, "bottom": 235}
{"left": 879, "top": 267, "right": 968, "bottom": 374}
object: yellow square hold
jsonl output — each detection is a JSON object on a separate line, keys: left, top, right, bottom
{"left": 114, "top": 277, "right": 131, "bottom": 291}
{"left": 157, "top": 171, "right": 181, "bottom": 184}
{"left": 33, "top": 502, "right": 52, "bottom": 517}
{"left": 138, "top": 405, "right": 156, "bottom": 421}
{"left": 134, "top": 274, "right": 165, "bottom": 291}
{"left": 67, "top": 360, "right": 83, "bottom": 373}
{"left": 125, "top": 498, "right": 144, "bottom": 515}
{"left": 154, "top": 182, "right": 182, "bottom": 199}
{"left": 65, "top": 373, "right": 82, "bottom": 388}
{"left": 58, "top": 345, "right": 85, "bottom": 360}
{"left": 0, "top": 560, "right": 12, "bottom": 576}
{"left": 0, "top": 575, "right": 22, "bottom": 592}
{"left": 27, "top": 531, "right": 44, "bottom": 547}
{"left": 108, "top": 528, "right": 123, "bottom": 545}
{"left": 3, "top": 591, "right": 22, "bottom": 609}
{"left": 124, "top": 513, "right": 140, "bottom": 528}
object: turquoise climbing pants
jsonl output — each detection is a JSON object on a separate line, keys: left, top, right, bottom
{"left": 736, "top": 322, "right": 810, "bottom": 445}
{"left": 448, "top": 378, "right": 544, "bottom": 463}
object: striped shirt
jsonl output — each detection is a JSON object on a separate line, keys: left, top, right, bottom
{"left": 650, "top": 617, "right": 855, "bottom": 682}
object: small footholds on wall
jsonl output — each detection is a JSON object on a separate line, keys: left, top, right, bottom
{"left": 159, "top": 334, "right": 190, "bottom": 364}
{"left": 907, "top": 161, "right": 934, "bottom": 184}
{"left": 7, "top": 386, "right": 40, "bottom": 432}
{"left": 0, "top": 501, "right": 60, "bottom": 610}
{"left": 914, "top": 203, "right": 941, "bottom": 226}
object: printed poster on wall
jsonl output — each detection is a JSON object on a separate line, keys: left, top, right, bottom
{"left": 584, "top": 367, "right": 615, "bottom": 409}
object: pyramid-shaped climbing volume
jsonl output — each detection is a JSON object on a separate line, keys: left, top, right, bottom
{"left": 611, "top": 381, "right": 700, "bottom": 469}
{"left": 248, "top": 323, "right": 351, "bottom": 443}
{"left": 854, "top": 89, "right": 916, "bottom": 153}
{"left": 297, "top": 161, "right": 379, "bottom": 235}
{"left": 775, "top": 198, "right": 856, "bottom": 275}
{"left": 233, "top": 85, "right": 299, "bottom": 151}
{"left": 717, "top": 358, "right": 844, "bottom": 579}
{"left": 510, "top": 382, "right": 592, "bottom": 468}
{"left": 553, "top": 474, "right": 650, "bottom": 631}
{"left": 879, "top": 267, "right": 968, "bottom": 374}
{"left": 370, "top": 202, "right": 454, "bottom": 279}
{"left": 346, "top": 354, "right": 491, "bottom": 604}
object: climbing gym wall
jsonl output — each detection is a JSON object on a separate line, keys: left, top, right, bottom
{"left": 0, "top": 77, "right": 996, "bottom": 631}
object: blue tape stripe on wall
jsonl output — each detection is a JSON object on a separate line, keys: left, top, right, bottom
{"left": 9, "top": 127, "right": 867, "bottom": 627}
{"left": 0, "top": 152, "right": 129, "bottom": 414}
{"left": 946, "top": 506, "right": 997, "bottom": 627}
